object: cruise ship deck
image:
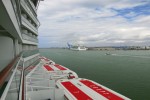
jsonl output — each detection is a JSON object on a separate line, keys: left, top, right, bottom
{"left": 25, "top": 57, "right": 130, "bottom": 100}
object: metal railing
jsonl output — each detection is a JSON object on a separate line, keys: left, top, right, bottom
{"left": 0, "top": 50, "right": 40, "bottom": 100}
{"left": 21, "top": 16, "right": 38, "bottom": 34}
{"left": 0, "top": 56, "right": 24, "bottom": 100}
{"left": 21, "top": 0, "right": 39, "bottom": 26}
{"left": 28, "top": 0, "right": 37, "bottom": 13}
{"left": 0, "top": 56, "right": 19, "bottom": 88}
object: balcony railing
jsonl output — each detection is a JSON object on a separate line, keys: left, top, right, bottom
{"left": 0, "top": 56, "right": 23, "bottom": 100}
{"left": 21, "top": 16, "right": 38, "bottom": 35}
{"left": 0, "top": 51, "right": 40, "bottom": 100}
{"left": 21, "top": 0, "right": 39, "bottom": 26}
{"left": 28, "top": 0, "right": 37, "bottom": 13}
{"left": 11, "top": 0, "right": 21, "bottom": 26}
{"left": 22, "top": 33, "right": 38, "bottom": 43}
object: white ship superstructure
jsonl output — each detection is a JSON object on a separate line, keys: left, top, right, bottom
{"left": 67, "top": 43, "right": 87, "bottom": 51}
{"left": 0, "top": 0, "right": 40, "bottom": 100}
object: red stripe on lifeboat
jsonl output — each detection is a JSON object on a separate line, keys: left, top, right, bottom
{"left": 80, "top": 80, "right": 124, "bottom": 100}
{"left": 61, "top": 81, "right": 92, "bottom": 100}
{"left": 44, "top": 65, "right": 54, "bottom": 71}
{"left": 54, "top": 64, "right": 67, "bottom": 70}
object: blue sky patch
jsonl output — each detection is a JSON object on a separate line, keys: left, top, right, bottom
{"left": 114, "top": 3, "right": 150, "bottom": 19}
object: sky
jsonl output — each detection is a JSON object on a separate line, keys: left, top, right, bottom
{"left": 37, "top": 0, "right": 150, "bottom": 48}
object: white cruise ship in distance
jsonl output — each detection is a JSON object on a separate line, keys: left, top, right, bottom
{"left": 67, "top": 43, "right": 87, "bottom": 51}
{"left": 0, "top": 0, "right": 130, "bottom": 100}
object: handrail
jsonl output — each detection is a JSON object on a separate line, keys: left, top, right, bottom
{"left": 0, "top": 51, "right": 39, "bottom": 99}
{"left": 0, "top": 56, "right": 19, "bottom": 88}
{"left": 21, "top": 71, "right": 25, "bottom": 100}
{"left": 0, "top": 57, "right": 21, "bottom": 100}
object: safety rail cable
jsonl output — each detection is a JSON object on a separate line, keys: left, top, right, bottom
{"left": 0, "top": 57, "right": 22, "bottom": 100}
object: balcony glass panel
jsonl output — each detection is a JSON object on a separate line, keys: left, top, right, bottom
{"left": 21, "top": 16, "right": 38, "bottom": 34}
{"left": 22, "top": 49, "right": 39, "bottom": 58}
{"left": 22, "top": 33, "right": 38, "bottom": 43}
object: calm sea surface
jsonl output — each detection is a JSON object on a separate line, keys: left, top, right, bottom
{"left": 40, "top": 49, "right": 150, "bottom": 100}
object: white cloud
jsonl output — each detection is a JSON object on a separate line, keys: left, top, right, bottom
{"left": 38, "top": 0, "right": 150, "bottom": 47}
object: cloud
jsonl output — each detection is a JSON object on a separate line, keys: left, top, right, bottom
{"left": 38, "top": 0, "right": 150, "bottom": 47}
